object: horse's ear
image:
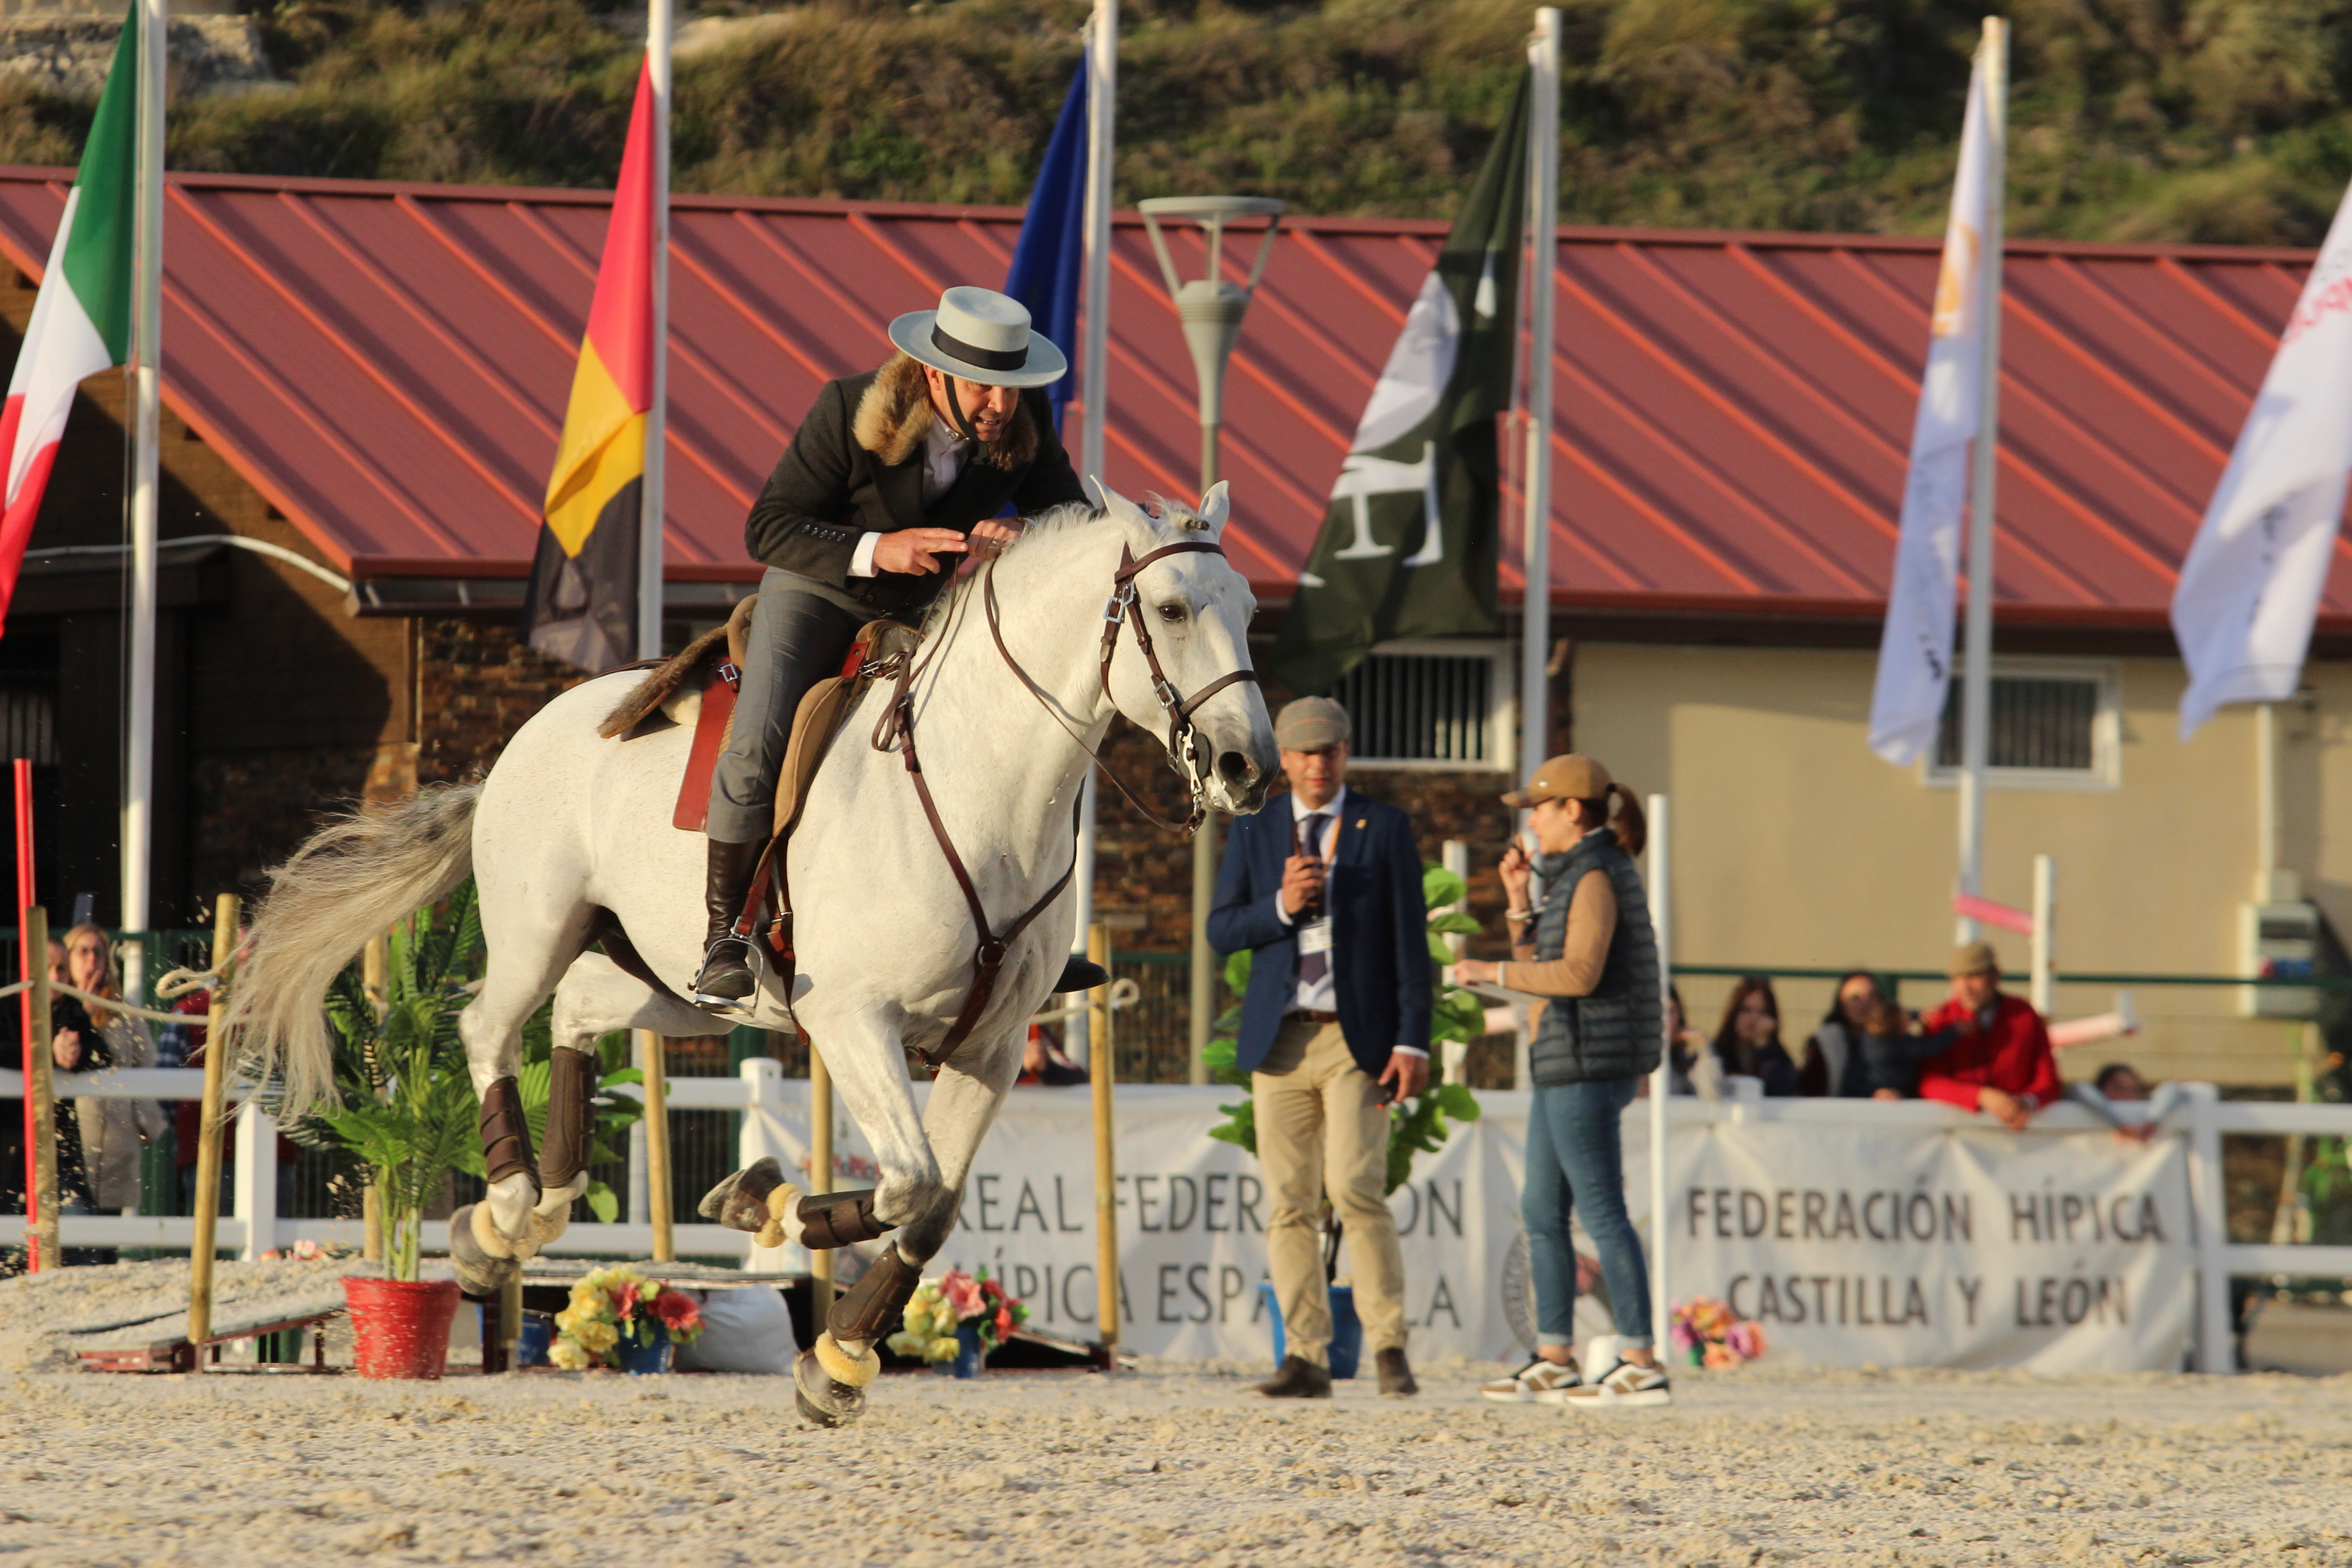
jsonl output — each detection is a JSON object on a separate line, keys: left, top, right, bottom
{"left": 1195, "top": 481, "right": 1230, "bottom": 538}
{"left": 1088, "top": 475, "right": 1171, "bottom": 554}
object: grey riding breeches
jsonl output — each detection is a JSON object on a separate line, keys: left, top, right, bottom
{"left": 705, "top": 568, "right": 892, "bottom": 845}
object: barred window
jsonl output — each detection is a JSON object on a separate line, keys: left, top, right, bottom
{"left": 1929, "top": 661, "right": 2118, "bottom": 788}
{"left": 0, "top": 684, "right": 55, "bottom": 767}
{"left": 1329, "top": 643, "right": 1514, "bottom": 772}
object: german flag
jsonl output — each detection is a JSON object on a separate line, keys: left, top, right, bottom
{"left": 521, "top": 61, "right": 657, "bottom": 671}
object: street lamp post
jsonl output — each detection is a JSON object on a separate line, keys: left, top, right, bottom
{"left": 1137, "top": 195, "right": 1284, "bottom": 1086}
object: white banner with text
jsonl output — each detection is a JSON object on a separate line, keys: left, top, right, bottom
{"left": 740, "top": 1082, "right": 2191, "bottom": 1372}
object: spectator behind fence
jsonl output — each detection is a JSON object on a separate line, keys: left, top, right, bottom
{"left": 1660, "top": 985, "right": 1713, "bottom": 1097}
{"left": 1454, "top": 753, "right": 1670, "bottom": 1409}
{"left": 1710, "top": 976, "right": 1799, "bottom": 1097}
{"left": 54, "top": 923, "right": 167, "bottom": 1215}
{"left": 2063, "top": 1061, "right": 2189, "bottom": 1144}
{"left": 1855, "top": 996, "right": 1950, "bottom": 1099}
{"left": 1799, "top": 970, "right": 1884, "bottom": 1097}
{"left": 1207, "top": 696, "right": 1429, "bottom": 1401}
{"left": 1916, "top": 941, "right": 2060, "bottom": 1129}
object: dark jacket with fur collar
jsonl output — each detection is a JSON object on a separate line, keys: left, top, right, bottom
{"left": 744, "top": 353, "right": 1087, "bottom": 615}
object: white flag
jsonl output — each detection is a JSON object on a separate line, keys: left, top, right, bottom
{"left": 2171, "top": 185, "right": 2352, "bottom": 739}
{"left": 1868, "top": 58, "right": 1996, "bottom": 766}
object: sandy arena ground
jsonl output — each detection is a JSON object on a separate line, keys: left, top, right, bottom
{"left": 3, "top": 1348, "right": 2349, "bottom": 1567}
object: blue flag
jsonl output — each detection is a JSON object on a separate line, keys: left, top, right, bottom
{"left": 1004, "top": 59, "right": 1088, "bottom": 434}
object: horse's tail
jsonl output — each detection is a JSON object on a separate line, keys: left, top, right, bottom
{"left": 224, "top": 783, "right": 481, "bottom": 1117}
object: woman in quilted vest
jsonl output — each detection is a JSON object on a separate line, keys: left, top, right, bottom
{"left": 1454, "top": 754, "right": 1670, "bottom": 1410}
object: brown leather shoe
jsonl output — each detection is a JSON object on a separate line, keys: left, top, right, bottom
{"left": 1376, "top": 1346, "right": 1419, "bottom": 1397}
{"left": 1255, "top": 1354, "right": 1332, "bottom": 1398}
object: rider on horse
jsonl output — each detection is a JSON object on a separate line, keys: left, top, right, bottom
{"left": 694, "top": 285, "right": 1107, "bottom": 1005}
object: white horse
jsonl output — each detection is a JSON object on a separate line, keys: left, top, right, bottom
{"left": 225, "top": 481, "right": 1275, "bottom": 1423}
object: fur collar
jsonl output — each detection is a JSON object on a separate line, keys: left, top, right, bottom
{"left": 851, "top": 352, "right": 1038, "bottom": 472}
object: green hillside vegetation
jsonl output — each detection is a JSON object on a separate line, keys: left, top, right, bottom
{"left": 0, "top": 0, "right": 2348, "bottom": 244}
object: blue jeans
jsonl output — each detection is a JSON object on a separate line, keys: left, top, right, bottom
{"left": 1524, "top": 1077, "right": 1652, "bottom": 1350}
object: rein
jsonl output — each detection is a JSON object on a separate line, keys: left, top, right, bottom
{"left": 871, "top": 534, "right": 1259, "bottom": 1064}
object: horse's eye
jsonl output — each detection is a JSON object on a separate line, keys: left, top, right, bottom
{"left": 1156, "top": 602, "right": 1187, "bottom": 624}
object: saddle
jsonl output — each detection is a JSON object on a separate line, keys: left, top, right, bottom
{"left": 597, "top": 598, "right": 919, "bottom": 839}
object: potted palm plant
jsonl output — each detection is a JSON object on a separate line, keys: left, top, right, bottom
{"left": 272, "top": 879, "right": 642, "bottom": 1377}
{"left": 1206, "top": 863, "right": 1485, "bottom": 1374}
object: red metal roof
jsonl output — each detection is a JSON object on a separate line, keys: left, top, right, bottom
{"left": 0, "top": 167, "right": 2327, "bottom": 624}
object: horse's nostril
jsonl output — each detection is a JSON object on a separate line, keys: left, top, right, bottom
{"left": 1217, "top": 750, "right": 1256, "bottom": 788}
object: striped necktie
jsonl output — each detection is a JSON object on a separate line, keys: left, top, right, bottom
{"left": 1297, "top": 811, "right": 1328, "bottom": 986}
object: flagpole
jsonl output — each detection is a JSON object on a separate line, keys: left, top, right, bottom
{"left": 1517, "top": 8, "right": 1560, "bottom": 782}
{"left": 1955, "top": 15, "right": 2005, "bottom": 943}
{"left": 122, "top": 0, "right": 164, "bottom": 966}
{"left": 638, "top": 0, "right": 671, "bottom": 663}
{"left": 1071, "top": 0, "right": 1115, "bottom": 1063}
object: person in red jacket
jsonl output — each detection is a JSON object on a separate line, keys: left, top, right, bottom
{"left": 1916, "top": 941, "right": 2060, "bottom": 1129}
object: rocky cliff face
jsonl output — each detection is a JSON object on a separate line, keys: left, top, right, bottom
{"left": 0, "top": 13, "right": 273, "bottom": 100}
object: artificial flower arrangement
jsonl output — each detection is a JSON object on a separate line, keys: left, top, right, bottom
{"left": 1669, "top": 1296, "right": 1766, "bottom": 1369}
{"left": 549, "top": 1264, "right": 704, "bottom": 1370}
{"left": 886, "top": 1268, "right": 1029, "bottom": 1362}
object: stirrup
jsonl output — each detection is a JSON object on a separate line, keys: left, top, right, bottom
{"left": 691, "top": 935, "right": 758, "bottom": 1007}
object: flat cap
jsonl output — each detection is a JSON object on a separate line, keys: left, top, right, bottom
{"left": 1274, "top": 696, "right": 1351, "bottom": 750}
{"left": 1500, "top": 754, "right": 1612, "bottom": 809}
{"left": 1949, "top": 940, "right": 2000, "bottom": 978}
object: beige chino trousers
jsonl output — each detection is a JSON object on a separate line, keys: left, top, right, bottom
{"left": 1252, "top": 1017, "right": 1408, "bottom": 1366}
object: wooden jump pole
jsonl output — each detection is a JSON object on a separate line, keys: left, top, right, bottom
{"left": 359, "top": 931, "right": 388, "bottom": 1261}
{"left": 808, "top": 1033, "right": 832, "bottom": 1300}
{"left": 187, "top": 892, "right": 239, "bottom": 1346}
{"left": 641, "top": 1029, "right": 674, "bottom": 1261}
{"left": 1088, "top": 921, "right": 1118, "bottom": 1355}
{"left": 23, "top": 905, "right": 55, "bottom": 1273}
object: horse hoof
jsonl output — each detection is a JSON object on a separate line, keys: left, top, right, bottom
{"left": 793, "top": 1349, "right": 867, "bottom": 1428}
{"left": 448, "top": 1205, "right": 518, "bottom": 1296}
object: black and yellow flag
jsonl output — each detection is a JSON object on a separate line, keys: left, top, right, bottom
{"left": 1270, "top": 72, "right": 1531, "bottom": 694}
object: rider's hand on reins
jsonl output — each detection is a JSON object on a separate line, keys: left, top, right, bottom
{"left": 874, "top": 528, "right": 970, "bottom": 576}
{"left": 956, "top": 518, "right": 1024, "bottom": 579}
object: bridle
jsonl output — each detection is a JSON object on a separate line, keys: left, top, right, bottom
{"left": 978, "top": 536, "right": 1260, "bottom": 834}
{"left": 866, "top": 530, "right": 1260, "bottom": 1064}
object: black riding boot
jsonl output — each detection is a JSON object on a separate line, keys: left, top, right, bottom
{"left": 694, "top": 838, "right": 765, "bottom": 1002}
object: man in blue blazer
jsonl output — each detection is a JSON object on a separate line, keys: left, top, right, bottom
{"left": 1209, "top": 696, "right": 1431, "bottom": 1399}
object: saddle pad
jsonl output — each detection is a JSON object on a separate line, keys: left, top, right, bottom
{"left": 771, "top": 620, "right": 923, "bottom": 838}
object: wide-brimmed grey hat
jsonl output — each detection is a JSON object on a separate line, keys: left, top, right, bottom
{"left": 887, "top": 286, "right": 1068, "bottom": 388}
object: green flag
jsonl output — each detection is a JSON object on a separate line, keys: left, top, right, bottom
{"left": 1269, "top": 71, "right": 1532, "bottom": 694}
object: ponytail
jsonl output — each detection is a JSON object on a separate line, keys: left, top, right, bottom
{"left": 1606, "top": 783, "right": 1646, "bottom": 859}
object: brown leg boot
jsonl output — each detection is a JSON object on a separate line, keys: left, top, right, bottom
{"left": 1376, "top": 1346, "right": 1419, "bottom": 1397}
{"left": 1256, "top": 1355, "right": 1332, "bottom": 1399}
{"left": 693, "top": 838, "right": 764, "bottom": 1003}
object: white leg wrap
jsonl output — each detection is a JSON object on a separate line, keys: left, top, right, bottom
{"left": 813, "top": 1330, "right": 881, "bottom": 1388}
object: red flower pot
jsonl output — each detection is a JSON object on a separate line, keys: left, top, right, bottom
{"left": 343, "top": 1277, "right": 462, "bottom": 1380}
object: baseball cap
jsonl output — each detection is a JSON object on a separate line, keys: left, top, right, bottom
{"left": 1499, "top": 754, "right": 1612, "bottom": 809}
{"left": 1274, "top": 696, "right": 1351, "bottom": 750}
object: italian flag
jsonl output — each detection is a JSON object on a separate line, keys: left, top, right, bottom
{"left": 0, "top": 2, "right": 137, "bottom": 633}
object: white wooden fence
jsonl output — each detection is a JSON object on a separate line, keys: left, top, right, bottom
{"left": 5, "top": 1062, "right": 2352, "bottom": 1374}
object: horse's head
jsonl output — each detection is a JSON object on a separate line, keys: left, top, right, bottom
{"left": 1091, "top": 478, "right": 1278, "bottom": 816}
